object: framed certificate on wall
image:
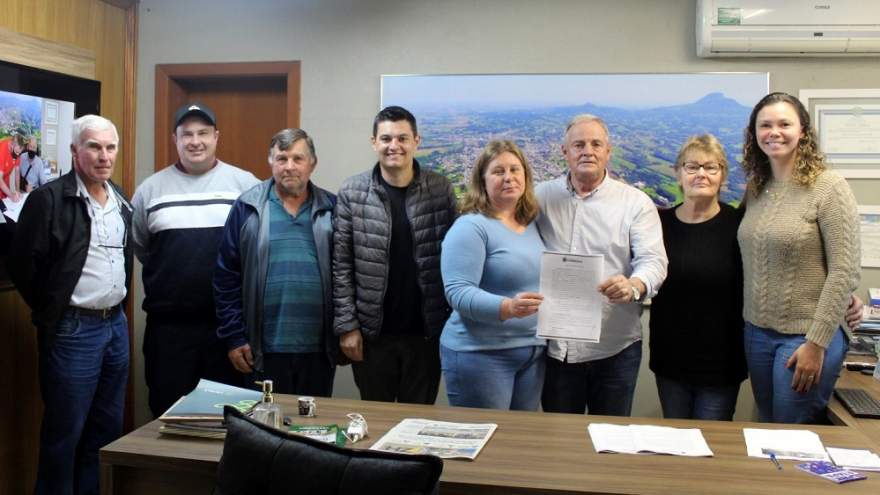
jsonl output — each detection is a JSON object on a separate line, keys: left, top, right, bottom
{"left": 800, "top": 89, "right": 880, "bottom": 179}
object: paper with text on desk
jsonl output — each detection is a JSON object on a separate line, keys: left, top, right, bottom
{"left": 743, "top": 428, "right": 830, "bottom": 462}
{"left": 588, "top": 423, "right": 714, "bottom": 457}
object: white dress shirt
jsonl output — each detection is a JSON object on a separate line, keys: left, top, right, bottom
{"left": 536, "top": 172, "right": 667, "bottom": 363}
{"left": 69, "top": 174, "right": 127, "bottom": 309}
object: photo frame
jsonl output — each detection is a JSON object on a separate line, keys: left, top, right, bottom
{"left": 382, "top": 73, "right": 769, "bottom": 207}
{"left": 858, "top": 205, "right": 880, "bottom": 268}
{"left": 799, "top": 89, "right": 880, "bottom": 179}
{"left": 0, "top": 59, "right": 100, "bottom": 282}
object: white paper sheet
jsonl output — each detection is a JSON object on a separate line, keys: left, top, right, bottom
{"left": 588, "top": 423, "right": 714, "bottom": 457}
{"left": 827, "top": 447, "right": 880, "bottom": 471}
{"left": 537, "top": 251, "right": 603, "bottom": 342}
{"left": 742, "top": 428, "right": 830, "bottom": 461}
{"left": 1, "top": 193, "right": 28, "bottom": 223}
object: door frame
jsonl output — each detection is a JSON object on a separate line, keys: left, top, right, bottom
{"left": 154, "top": 61, "right": 301, "bottom": 171}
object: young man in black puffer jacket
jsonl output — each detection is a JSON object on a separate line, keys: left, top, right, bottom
{"left": 333, "top": 106, "right": 457, "bottom": 404}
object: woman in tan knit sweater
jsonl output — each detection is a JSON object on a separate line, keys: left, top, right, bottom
{"left": 737, "top": 92, "right": 860, "bottom": 424}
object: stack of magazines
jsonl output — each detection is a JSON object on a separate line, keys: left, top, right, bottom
{"left": 158, "top": 379, "right": 262, "bottom": 439}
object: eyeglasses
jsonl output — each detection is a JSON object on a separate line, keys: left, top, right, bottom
{"left": 97, "top": 216, "right": 128, "bottom": 250}
{"left": 681, "top": 162, "right": 722, "bottom": 175}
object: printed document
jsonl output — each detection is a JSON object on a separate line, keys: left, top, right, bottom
{"left": 537, "top": 251, "right": 604, "bottom": 342}
{"left": 742, "top": 428, "right": 830, "bottom": 461}
{"left": 370, "top": 418, "right": 497, "bottom": 460}
{"left": 826, "top": 447, "right": 880, "bottom": 471}
{"left": 587, "top": 423, "right": 714, "bottom": 457}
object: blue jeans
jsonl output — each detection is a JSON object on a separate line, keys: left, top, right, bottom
{"left": 655, "top": 375, "right": 740, "bottom": 421}
{"left": 36, "top": 308, "right": 130, "bottom": 495}
{"left": 744, "top": 322, "right": 847, "bottom": 424}
{"left": 441, "top": 345, "right": 545, "bottom": 411}
{"left": 542, "top": 340, "right": 642, "bottom": 416}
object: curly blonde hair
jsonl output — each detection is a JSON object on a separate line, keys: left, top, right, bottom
{"left": 742, "top": 92, "right": 826, "bottom": 196}
{"left": 459, "top": 140, "right": 538, "bottom": 225}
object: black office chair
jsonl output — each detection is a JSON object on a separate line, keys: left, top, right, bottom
{"left": 215, "top": 406, "right": 443, "bottom": 495}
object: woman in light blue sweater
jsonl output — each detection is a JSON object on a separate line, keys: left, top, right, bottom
{"left": 440, "top": 140, "right": 546, "bottom": 410}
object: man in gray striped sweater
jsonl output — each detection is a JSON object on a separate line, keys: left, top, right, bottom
{"left": 132, "top": 103, "right": 259, "bottom": 417}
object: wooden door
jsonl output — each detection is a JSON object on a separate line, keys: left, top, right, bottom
{"left": 155, "top": 61, "right": 301, "bottom": 179}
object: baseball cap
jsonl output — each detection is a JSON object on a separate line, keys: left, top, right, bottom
{"left": 174, "top": 103, "right": 217, "bottom": 129}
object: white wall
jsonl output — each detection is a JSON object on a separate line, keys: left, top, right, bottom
{"left": 134, "top": 0, "right": 880, "bottom": 426}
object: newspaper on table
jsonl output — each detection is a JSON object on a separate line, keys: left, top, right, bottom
{"left": 370, "top": 418, "right": 497, "bottom": 460}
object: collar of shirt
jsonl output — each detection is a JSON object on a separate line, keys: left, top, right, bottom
{"left": 566, "top": 170, "right": 610, "bottom": 200}
{"left": 269, "top": 184, "right": 313, "bottom": 218}
{"left": 74, "top": 172, "right": 117, "bottom": 211}
{"left": 174, "top": 159, "right": 219, "bottom": 174}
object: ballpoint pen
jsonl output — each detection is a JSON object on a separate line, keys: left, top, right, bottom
{"left": 768, "top": 451, "right": 783, "bottom": 471}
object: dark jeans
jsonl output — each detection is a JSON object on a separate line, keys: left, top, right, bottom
{"left": 36, "top": 307, "right": 129, "bottom": 495}
{"left": 352, "top": 333, "right": 440, "bottom": 404}
{"left": 655, "top": 375, "right": 740, "bottom": 421}
{"left": 143, "top": 315, "right": 242, "bottom": 417}
{"left": 541, "top": 340, "right": 642, "bottom": 416}
{"left": 256, "top": 352, "right": 335, "bottom": 397}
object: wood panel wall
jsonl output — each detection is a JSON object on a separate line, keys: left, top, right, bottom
{"left": 0, "top": 1, "right": 137, "bottom": 493}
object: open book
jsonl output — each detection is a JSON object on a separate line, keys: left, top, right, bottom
{"left": 588, "top": 423, "right": 714, "bottom": 457}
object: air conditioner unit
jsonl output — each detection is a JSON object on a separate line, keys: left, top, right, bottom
{"left": 697, "top": 0, "right": 880, "bottom": 57}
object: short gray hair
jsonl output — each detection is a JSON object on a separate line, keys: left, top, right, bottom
{"left": 72, "top": 115, "right": 119, "bottom": 147}
{"left": 268, "top": 128, "right": 316, "bottom": 162}
{"left": 563, "top": 114, "right": 610, "bottom": 144}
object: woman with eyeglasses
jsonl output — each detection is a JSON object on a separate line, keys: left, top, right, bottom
{"left": 648, "top": 135, "right": 747, "bottom": 420}
{"left": 738, "top": 92, "right": 860, "bottom": 424}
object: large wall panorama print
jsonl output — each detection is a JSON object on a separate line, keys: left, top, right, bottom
{"left": 381, "top": 73, "right": 769, "bottom": 207}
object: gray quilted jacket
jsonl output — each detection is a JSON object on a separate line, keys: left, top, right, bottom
{"left": 333, "top": 162, "right": 457, "bottom": 340}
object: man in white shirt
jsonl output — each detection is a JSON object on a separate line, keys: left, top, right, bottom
{"left": 8, "top": 115, "right": 133, "bottom": 494}
{"left": 536, "top": 114, "right": 668, "bottom": 416}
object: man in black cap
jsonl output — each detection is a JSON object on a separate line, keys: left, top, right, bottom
{"left": 132, "top": 103, "right": 259, "bottom": 417}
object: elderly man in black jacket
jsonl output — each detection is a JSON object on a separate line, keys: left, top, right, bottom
{"left": 8, "top": 115, "right": 132, "bottom": 495}
{"left": 334, "top": 106, "right": 457, "bottom": 404}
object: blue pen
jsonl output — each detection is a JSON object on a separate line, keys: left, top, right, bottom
{"left": 768, "top": 452, "right": 783, "bottom": 471}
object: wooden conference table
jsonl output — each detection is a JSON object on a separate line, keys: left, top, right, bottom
{"left": 102, "top": 392, "right": 880, "bottom": 495}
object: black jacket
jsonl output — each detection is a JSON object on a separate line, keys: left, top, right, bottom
{"left": 332, "top": 162, "right": 457, "bottom": 340}
{"left": 7, "top": 170, "right": 133, "bottom": 346}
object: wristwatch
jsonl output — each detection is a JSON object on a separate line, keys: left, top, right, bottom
{"left": 630, "top": 284, "right": 641, "bottom": 303}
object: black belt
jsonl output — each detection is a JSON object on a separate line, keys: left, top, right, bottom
{"left": 67, "top": 304, "right": 122, "bottom": 319}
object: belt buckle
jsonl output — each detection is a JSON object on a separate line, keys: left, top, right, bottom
{"left": 100, "top": 306, "right": 115, "bottom": 319}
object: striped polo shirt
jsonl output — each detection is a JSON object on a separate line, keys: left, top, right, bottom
{"left": 262, "top": 187, "right": 323, "bottom": 353}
